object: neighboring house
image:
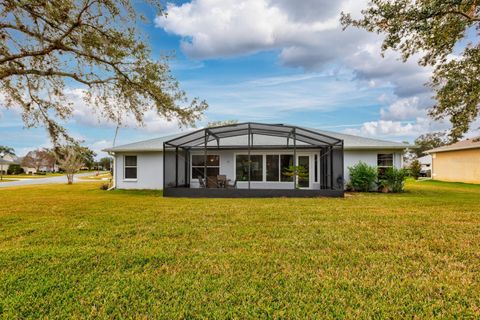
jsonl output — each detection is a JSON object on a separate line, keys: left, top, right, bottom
{"left": 418, "top": 155, "right": 432, "bottom": 177}
{"left": 104, "top": 123, "right": 409, "bottom": 197}
{"left": 426, "top": 137, "right": 480, "bottom": 184}
{"left": 21, "top": 164, "right": 60, "bottom": 174}
{"left": 0, "top": 153, "right": 18, "bottom": 174}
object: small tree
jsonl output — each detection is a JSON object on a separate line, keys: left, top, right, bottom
{"left": 282, "top": 166, "right": 308, "bottom": 187}
{"left": 7, "top": 164, "right": 24, "bottom": 175}
{"left": 409, "top": 160, "right": 422, "bottom": 180}
{"left": 348, "top": 162, "right": 378, "bottom": 192}
{"left": 57, "top": 147, "right": 84, "bottom": 184}
{"left": 383, "top": 167, "right": 409, "bottom": 193}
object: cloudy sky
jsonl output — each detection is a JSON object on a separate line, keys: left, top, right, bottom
{"left": 1, "top": 0, "right": 456, "bottom": 157}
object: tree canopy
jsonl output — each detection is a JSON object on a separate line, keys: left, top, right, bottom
{"left": 0, "top": 146, "right": 15, "bottom": 156}
{"left": 341, "top": 0, "right": 479, "bottom": 141}
{"left": 21, "top": 149, "right": 56, "bottom": 171}
{"left": 0, "top": 0, "right": 207, "bottom": 145}
{"left": 414, "top": 131, "right": 450, "bottom": 157}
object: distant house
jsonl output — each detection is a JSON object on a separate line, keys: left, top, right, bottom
{"left": 0, "top": 154, "right": 18, "bottom": 174}
{"left": 426, "top": 137, "right": 480, "bottom": 184}
{"left": 104, "top": 122, "right": 410, "bottom": 197}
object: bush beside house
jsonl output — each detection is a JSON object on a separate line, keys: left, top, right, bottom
{"left": 348, "top": 162, "right": 407, "bottom": 193}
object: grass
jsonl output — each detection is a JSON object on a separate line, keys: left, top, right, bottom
{"left": 0, "top": 180, "right": 479, "bottom": 318}
{"left": 0, "top": 179, "right": 18, "bottom": 182}
{"left": 78, "top": 172, "right": 112, "bottom": 181}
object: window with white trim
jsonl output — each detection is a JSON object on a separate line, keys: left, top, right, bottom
{"left": 236, "top": 155, "right": 263, "bottom": 181}
{"left": 377, "top": 153, "right": 393, "bottom": 177}
{"left": 124, "top": 155, "right": 137, "bottom": 179}
{"left": 265, "top": 154, "right": 293, "bottom": 182}
{"left": 191, "top": 155, "right": 219, "bottom": 179}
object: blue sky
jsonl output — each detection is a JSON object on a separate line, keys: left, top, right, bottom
{"left": 1, "top": 0, "right": 462, "bottom": 158}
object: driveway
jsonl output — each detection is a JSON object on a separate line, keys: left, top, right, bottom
{"left": 0, "top": 172, "right": 100, "bottom": 188}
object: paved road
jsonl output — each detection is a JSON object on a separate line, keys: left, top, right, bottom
{"left": 0, "top": 172, "right": 102, "bottom": 188}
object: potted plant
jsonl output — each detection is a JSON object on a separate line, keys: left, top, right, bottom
{"left": 376, "top": 179, "right": 389, "bottom": 193}
{"left": 282, "top": 165, "right": 308, "bottom": 188}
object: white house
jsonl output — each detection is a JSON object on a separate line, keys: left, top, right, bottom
{"left": 104, "top": 123, "right": 408, "bottom": 197}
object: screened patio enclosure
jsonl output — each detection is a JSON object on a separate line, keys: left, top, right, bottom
{"left": 163, "top": 123, "right": 344, "bottom": 197}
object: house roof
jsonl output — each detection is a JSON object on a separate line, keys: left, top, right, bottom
{"left": 0, "top": 154, "right": 21, "bottom": 165}
{"left": 426, "top": 137, "right": 480, "bottom": 154}
{"left": 103, "top": 124, "right": 410, "bottom": 152}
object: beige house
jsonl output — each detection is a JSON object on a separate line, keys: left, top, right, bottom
{"left": 426, "top": 138, "right": 480, "bottom": 184}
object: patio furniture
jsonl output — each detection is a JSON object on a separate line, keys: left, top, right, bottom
{"left": 207, "top": 176, "right": 218, "bottom": 188}
{"left": 226, "top": 179, "right": 237, "bottom": 189}
{"left": 217, "top": 175, "right": 227, "bottom": 188}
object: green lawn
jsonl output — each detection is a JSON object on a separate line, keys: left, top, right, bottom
{"left": 0, "top": 180, "right": 479, "bottom": 318}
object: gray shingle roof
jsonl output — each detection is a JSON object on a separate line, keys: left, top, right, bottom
{"left": 103, "top": 125, "right": 409, "bottom": 152}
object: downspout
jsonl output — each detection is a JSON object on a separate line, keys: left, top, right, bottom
{"left": 107, "top": 151, "right": 116, "bottom": 190}
{"left": 107, "top": 124, "right": 120, "bottom": 191}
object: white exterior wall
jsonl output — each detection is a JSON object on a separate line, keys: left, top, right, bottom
{"left": 343, "top": 149, "right": 403, "bottom": 183}
{"left": 114, "top": 152, "right": 163, "bottom": 189}
{"left": 113, "top": 149, "right": 404, "bottom": 190}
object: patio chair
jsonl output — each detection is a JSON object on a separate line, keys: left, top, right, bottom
{"left": 198, "top": 176, "right": 206, "bottom": 188}
{"left": 207, "top": 176, "right": 218, "bottom": 188}
{"left": 217, "top": 175, "right": 227, "bottom": 188}
{"left": 226, "top": 179, "right": 237, "bottom": 189}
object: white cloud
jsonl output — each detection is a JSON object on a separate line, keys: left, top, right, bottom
{"left": 344, "top": 117, "right": 451, "bottom": 139}
{"left": 154, "top": 0, "right": 431, "bottom": 91}
{"left": 156, "top": 0, "right": 370, "bottom": 66}
{"left": 380, "top": 97, "right": 426, "bottom": 121}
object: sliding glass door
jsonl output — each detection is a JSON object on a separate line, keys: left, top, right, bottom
{"left": 297, "top": 155, "right": 311, "bottom": 189}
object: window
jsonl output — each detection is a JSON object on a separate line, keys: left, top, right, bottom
{"left": 236, "top": 155, "right": 263, "bottom": 181}
{"left": 191, "top": 155, "right": 219, "bottom": 179}
{"left": 124, "top": 155, "right": 137, "bottom": 179}
{"left": 377, "top": 153, "right": 393, "bottom": 177}
{"left": 314, "top": 154, "right": 318, "bottom": 183}
{"left": 266, "top": 155, "right": 279, "bottom": 181}
{"left": 280, "top": 155, "right": 293, "bottom": 181}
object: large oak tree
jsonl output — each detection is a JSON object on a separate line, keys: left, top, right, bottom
{"left": 1, "top": 0, "right": 207, "bottom": 144}
{"left": 341, "top": 0, "right": 479, "bottom": 141}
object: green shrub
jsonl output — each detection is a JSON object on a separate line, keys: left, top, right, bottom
{"left": 409, "top": 159, "right": 422, "bottom": 180}
{"left": 7, "top": 164, "right": 24, "bottom": 175}
{"left": 99, "top": 183, "right": 110, "bottom": 190}
{"left": 348, "top": 162, "right": 377, "bottom": 192}
{"left": 383, "top": 167, "right": 409, "bottom": 193}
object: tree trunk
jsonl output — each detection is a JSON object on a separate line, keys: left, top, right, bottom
{"left": 67, "top": 173, "right": 74, "bottom": 184}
